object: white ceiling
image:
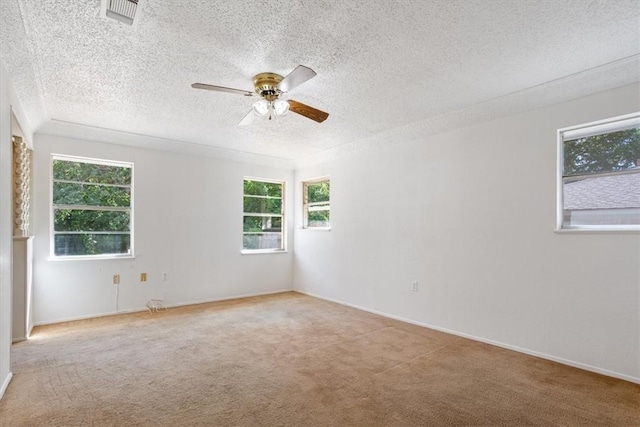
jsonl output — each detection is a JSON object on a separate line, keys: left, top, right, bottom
{"left": 1, "top": 0, "right": 639, "bottom": 166}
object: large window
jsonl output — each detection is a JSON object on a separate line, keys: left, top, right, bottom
{"left": 303, "top": 178, "right": 330, "bottom": 229}
{"left": 558, "top": 113, "right": 640, "bottom": 230}
{"left": 52, "top": 155, "right": 133, "bottom": 257}
{"left": 243, "top": 178, "right": 285, "bottom": 251}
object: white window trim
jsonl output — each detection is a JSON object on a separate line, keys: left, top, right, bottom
{"left": 556, "top": 112, "right": 640, "bottom": 233}
{"left": 241, "top": 177, "right": 286, "bottom": 253}
{"left": 50, "top": 154, "right": 135, "bottom": 259}
{"left": 303, "top": 176, "right": 331, "bottom": 230}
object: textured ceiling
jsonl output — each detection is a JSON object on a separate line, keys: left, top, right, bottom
{"left": 1, "top": 0, "right": 639, "bottom": 165}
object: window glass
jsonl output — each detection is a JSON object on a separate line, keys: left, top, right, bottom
{"left": 564, "top": 127, "right": 639, "bottom": 176}
{"left": 560, "top": 115, "right": 640, "bottom": 230}
{"left": 52, "top": 156, "right": 133, "bottom": 257}
{"left": 304, "top": 179, "right": 330, "bottom": 229}
{"left": 243, "top": 179, "right": 285, "bottom": 251}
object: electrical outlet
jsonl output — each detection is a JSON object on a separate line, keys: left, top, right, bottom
{"left": 162, "top": 272, "right": 168, "bottom": 281}
{"left": 113, "top": 274, "right": 120, "bottom": 285}
{"left": 141, "top": 273, "right": 147, "bottom": 282}
{"left": 411, "top": 281, "right": 419, "bottom": 292}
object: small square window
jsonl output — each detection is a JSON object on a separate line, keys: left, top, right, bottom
{"left": 303, "top": 178, "right": 330, "bottom": 229}
{"left": 558, "top": 113, "right": 640, "bottom": 230}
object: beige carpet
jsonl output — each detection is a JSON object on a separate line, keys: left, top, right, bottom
{"left": 1, "top": 292, "right": 638, "bottom": 426}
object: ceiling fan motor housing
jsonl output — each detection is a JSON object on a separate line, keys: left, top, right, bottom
{"left": 253, "top": 73, "right": 283, "bottom": 101}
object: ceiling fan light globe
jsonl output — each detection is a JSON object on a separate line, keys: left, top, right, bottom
{"left": 274, "top": 99, "right": 289, "bottom": 116}
{"left": 253, "top": 100, "right": 269, "bottom": 116}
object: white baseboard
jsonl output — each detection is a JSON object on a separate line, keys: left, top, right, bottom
{"left": 165, "top": 288, "right": 294, "bottom": 310}
{"left": 0, "top": 372, "right": 13, "bottom": 400}
{"left": 33, "top": 288, "right": 294, "bottom": 327}
{"left": 295, "top": 290, "right": 640, "bottom": 385}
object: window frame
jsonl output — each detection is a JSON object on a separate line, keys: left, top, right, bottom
{"left": 303, "top": 177, "right": 331, "bottom": 230}
{"left": 556, "top": 112, "right": 640, "bottom": 232}
{"left": 50, "top": 154, "right": 134, "bottom": 260}
{"left": 242, "top": 177, "right": 286, "bottom": 254}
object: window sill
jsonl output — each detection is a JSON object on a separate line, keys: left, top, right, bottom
{"left": 555, "top": 227, "right": 640, "bottom": 234}
{"left": 302, "top": 227, "right": 331, "bottom": 231}
{"left": 48, "top": 255, "right": 135, "bottom": 261}
{"left": 241, "top": 249, "right": 288, "bottom": 255}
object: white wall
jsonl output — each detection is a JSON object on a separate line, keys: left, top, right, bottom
{"left": 293, "top": 83, "right": 640, "bottom": 383}
{"left": 0, "top": 60, "right": 14, "bottom": 397}
{"left": 32, "top": 134, "right": 294, "bottom": 324}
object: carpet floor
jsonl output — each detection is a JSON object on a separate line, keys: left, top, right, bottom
{"left": 1, "top": 292, "right": 638, "bottom": 426}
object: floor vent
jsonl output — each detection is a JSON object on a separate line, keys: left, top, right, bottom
{"left": 102, "top": 0, "right": 139, "bottom": 26}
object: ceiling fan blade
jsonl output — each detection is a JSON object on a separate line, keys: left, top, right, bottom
{"left": 288, "top": 100, "right": 329, "bottom": 123}
{"left": 239, "top": 109, "right": 257, "bottom": 126}
{"left": 277, "top": 65, "right": 317, "bottom": 93}
{"left": 191, "top": 83, "right": 254, "bottom": 96}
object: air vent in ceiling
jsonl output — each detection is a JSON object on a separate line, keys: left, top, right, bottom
{"left": 101, "top": 0, "right": 140, "bottom": 26}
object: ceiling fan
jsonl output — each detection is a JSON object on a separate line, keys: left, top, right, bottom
{"left": 192, "top": 65, "right": 329, "bottom": 126}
